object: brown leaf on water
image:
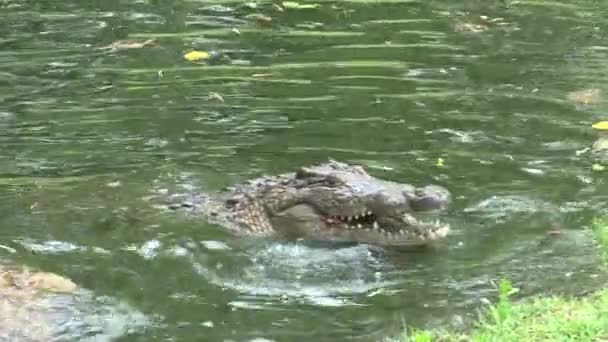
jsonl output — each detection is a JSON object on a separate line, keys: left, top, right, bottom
{"left": 454, "top": 22, "right": 488, "bottom": 33}
{"left": 101, "top": 39, "right": 158, "bottom": 51}
{"left": 208, "top": 92, "right": 224, "bottom": 103}
{"left": 246, "top": 13, "right": 273, "bottom": 27}
{"left": 567, "top": 88, "right": 602, "bottom": 104}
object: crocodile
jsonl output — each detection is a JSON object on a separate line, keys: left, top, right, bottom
{"left": 169, "top": 160, "right": 451, "bottom": 246}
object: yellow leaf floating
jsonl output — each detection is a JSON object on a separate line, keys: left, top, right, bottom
{"left": 436, "top": 158, "right": 444, "bottom": 167}
{"left": 592, "top": 163, "right": 606, "bottom": 171}
{"left": 592, "top": 121, "right": 608, "bottom": 130}
{"left": 184, "top": 50, "right": 210, "bottom": 62}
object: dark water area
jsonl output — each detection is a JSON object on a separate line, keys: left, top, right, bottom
{"left": 2, "top": 0, "right": 608, "bottom": 341}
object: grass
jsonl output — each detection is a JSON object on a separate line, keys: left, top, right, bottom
{"left": 400, "top": 218, "right": 608, "bottom": 342}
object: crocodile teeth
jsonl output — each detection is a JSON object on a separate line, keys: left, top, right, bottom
{"left": 357, "top": 224, "right": 362, "bottom": 229}
{"left": 372, "top": 221, "right": 379, "bottom": 230}
{"left": 347, "top": 216, "right": 352, "bottom": 222}
{"left": 354, "top": 214, "right": 359, "bottom": 220}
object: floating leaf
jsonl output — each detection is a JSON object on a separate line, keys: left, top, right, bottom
{"left": 101, "top": 39, "right": 158, "bottom": 51}
{"left": 436, "top": 158, "right": 444, "bottom": 167}
{"left": 592, "top": 121, "right": 608, "bottom": 130}
{"left": 208, "top": 92, "right": 224, "bottom": 103}
{"left": 282, "top": 1, "right": 321, "bottom": 9}
{"left": 245, "top": 13, "right": 273, "bottom": 26}
{"left": 184, "top": 50, "right": 210, "bottom": 62}
{"left": 567, "top": 88, "right": 602, "bottom": 104}
{"left": 454, "top": 22, "right": 488, "bottom": 34}
{"left": 592, "top": 163, "right": 606, "bottom": 171}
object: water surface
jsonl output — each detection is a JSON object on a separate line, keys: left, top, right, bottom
{"left": 2, "top": 0, "right": 608, "bottom": 340}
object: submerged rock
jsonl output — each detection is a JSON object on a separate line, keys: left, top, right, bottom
{"left": 0, "top": 264, "right": 149, "bottom": 341}
{"left": 0, "top": 267, "right": 77, "bottom": 293}
{"left": 0, "top": 265, "right": 76, "bottom": 341}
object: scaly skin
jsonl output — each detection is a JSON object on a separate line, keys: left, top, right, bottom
{"left": 171, "top": 160, "right": 451, "bottom": 246}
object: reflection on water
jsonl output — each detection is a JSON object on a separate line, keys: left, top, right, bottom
{"left": 2, "top": 0, "right": 608, "bottom": 340}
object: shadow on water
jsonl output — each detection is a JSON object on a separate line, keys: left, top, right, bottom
{"left": 2, "top": 0, "right": 608, "bottom": 340}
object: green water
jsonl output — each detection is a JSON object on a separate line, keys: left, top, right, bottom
{"left": 2, "top": 0, "right": 608, "bottom": 340}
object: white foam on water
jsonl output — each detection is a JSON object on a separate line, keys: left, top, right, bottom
{"left": 192, "top": 241, "right": 398, "bottom": 307}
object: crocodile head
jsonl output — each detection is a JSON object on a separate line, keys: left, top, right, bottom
{"left": 228, "top": 160, "right": 451, "bottom": 246}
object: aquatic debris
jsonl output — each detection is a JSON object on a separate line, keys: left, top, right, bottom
{"left": 100, "top": 39, "right": 158, "bottom": 51}
{"left": 245, "top": 13, "right": 273, "bottom": 27}
{"left": 453, "top": 14, "right": 518, "bottom": 34}
{"left": 207, "top": 92, "right": 225, "bottom": 103}
{"left": 184, "top": 50, "right": 211, "bottom": 62}
{"left": 592, "top": 121, "right": 608, "bottom": 130}
{"left": 282, "top": 2, "right": 321, "bottom": 10}
{"left": 107, "top": 180, "right": 122, "bottom": 188}
{"left": 200, "top": 240, "right": 231, "bottom": 251}
{"left": 567, "top": 88, "right": 602, "bottom": 105}
{"left": 454, "top": 22, "right": 488, "bottom": 33}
